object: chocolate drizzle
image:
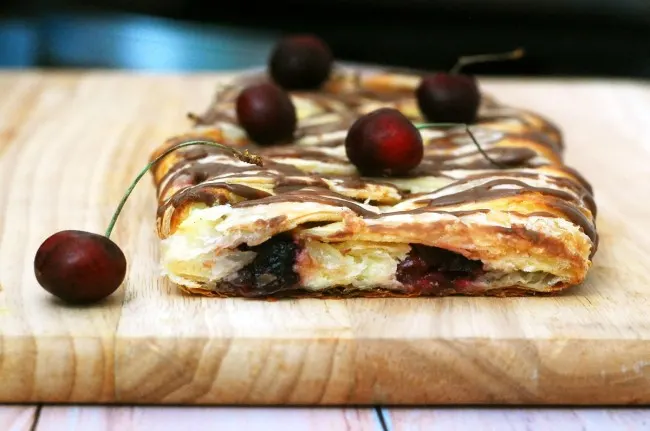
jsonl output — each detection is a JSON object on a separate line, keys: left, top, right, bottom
{"left": 478, "top": 109, "right": 564, "bottom": 149}
{"left": 412, "top": 147, "right": 538, "bottom": 174}
{"left": 233, "top": 187, "right": 379, "bottom": 218}
{"left": 414, "top": 178, "right": 596, "bottom": 244}
{"left": 154, "top": 66, "right": 598, "bottom": 262}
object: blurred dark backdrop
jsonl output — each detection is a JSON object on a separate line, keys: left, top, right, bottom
{"left": 1, "top": 0, "right": 649, "bottom": 76}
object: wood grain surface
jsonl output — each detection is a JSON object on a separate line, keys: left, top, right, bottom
{"left": 0, "top": 71, "right": 649, "bottom": 405}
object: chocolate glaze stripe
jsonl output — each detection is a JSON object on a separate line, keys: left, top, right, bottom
{"left": 260, "top": 134, "right": 554, "bottom": 172}
{"left": 156, "top": 139, "right": 590, "bottom": 212}
{"left": 405, "top": 169, "right": 593, "bottom": 204}
{"left": 455, "top": 169, "right": 596, "bottom": 215}
{"left": 559, "top": 165, "right": 594, "bottom": 195}
{"left": 155, "top": 67, "right": 596, "bottom": 260}
{"left": 232, "top": 187, "right": 381, "bottom": 218}
{"left": 419, "top": 181, "right": 592, "bottom": 230}
{"left": 294, "top": 129, "right": 349, "bottom": 147}
{"left": 186, "top": 104, "right": 560, "bottom": 191}
{"left": 409, "top": 178, "right": 596, "bottom": 244}
{"left": 396, "top": 175, "right": 593, "bottom": 223}
{"left": 370, "top": 206, "right": 596, "bottom": 257}
{"left": 156, "top": 128, "right": 564, "bottom": 201}
{"left": 287, "top": 129, "right": 558, "bottom": 166}
{"left": 197, "top": 80, "right": 365, "bottom": 137}
{"left": 157, "top": 153, "right": 261, "bottom": 197}
{"left": 156, "top": 144, "right": 595, "bottom": 235}
{"left": 418, "top": 147, "right": 541, "bottom": 171}
{"left": 478, "top": 107, "right": 563, "bottom": 148}
{"left": 192, "top": 67, "right": 563, "bottom": 149}
{"left": 429, "top": 128, "right": 562, "bottom": 156}
{"left": 166, "top": 176, "right": 597, "bottom": 257}
{"left": 200, "top": 101, "right": 551, "bottom": 174}
{"left": 292, "top": 126, "right": 560, "bottom": 162}
{"left": 160, "top": 161, "right": 597, "bottom": 249}
{"left": 322, "top": 177, "right": 594, "bottom": 249}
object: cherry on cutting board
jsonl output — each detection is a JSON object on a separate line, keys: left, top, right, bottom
{"left": 345, "top": 107, "right": 423, "bottom": 176}
{"left": 416, "top": 48, "right": 524, "bottom": 123}
{"left": 268, "top": 34, "right": 333, "bottom": 90}
{"left": 236, "top": 82, "right": 297, "bottom": 146}
{"left": 34, "top": 230, "right": 127, "bottom": 304}
{"left": 33, "top": 141, "right": 263, "bottom": 305}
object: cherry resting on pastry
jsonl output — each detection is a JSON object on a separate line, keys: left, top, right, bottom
{"left": 416, "top": 48, "right": 524, "bottom": 124}
{"left": 33, "top": 141, "right": 262, "bottom": 305}
{"left": 269, "top": 34, "right": 333, "bottom": 90}
{"left": 345, "top": 107, "right": 423, "bottom": 176}
{"left": 416, "top": 74, "right": 481, "bottom": 124}
{"left": 236, "top": 82, "right": 297, "bottom": 146}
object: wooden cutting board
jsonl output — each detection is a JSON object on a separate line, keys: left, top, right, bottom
{"left": 1, "top": 71, "right": 648, "bottom": 405}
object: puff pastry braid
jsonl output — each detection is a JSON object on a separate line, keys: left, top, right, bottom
{"left": 149, "top": 67, "right": 598, "bottom": 298}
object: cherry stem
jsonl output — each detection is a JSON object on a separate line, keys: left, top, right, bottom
{"left": 104, "top": 140, "right": 263, "bottom": 238}
{"left": 449, "top": 48, "right": 525, "bottom": 75}
{"left": 186, "top": 112, "right": 202, "bottom": 122}
{"left": 415, "top": 123, "right": 506, "bottom": 169}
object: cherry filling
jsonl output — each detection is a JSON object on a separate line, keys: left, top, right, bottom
{"left": 396, "top": 245, "right": 484, "bottom": 295}
{"left": 223, "top": 237, "right": 483, "bottom": 297}
{"left": 228, "top": 235, "right": 300, "bottom": 297}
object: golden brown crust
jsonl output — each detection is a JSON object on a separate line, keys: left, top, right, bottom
{"left": 176, "top": 283, "right": 568, "bottom": 299}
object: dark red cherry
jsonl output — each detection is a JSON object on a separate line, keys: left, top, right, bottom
{"left": 345, "top": 108, "right": 423, "bottom": 176}
{"left": 269, "top": 35, "right": 333, "bottom": 90}
{"left": 236, "top": 82, "right": 297, "bottom": 146}
{"left": 34, "top": 230, "right": 127, "bottom": 304}
{"left": 416, "top": 73, "right": 481, "bottom": 123}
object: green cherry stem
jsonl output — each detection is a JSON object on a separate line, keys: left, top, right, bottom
{"left": 104, "top": 140, "right": 263, "bottom": 238}
{"left": 415, "top": 122, "right": 506, "bottom": 169}
{"left": 449, "top": 48, "right": 525, "bottom": 75}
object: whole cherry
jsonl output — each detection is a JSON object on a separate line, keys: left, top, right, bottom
{"left": 34, "top": 230, "right": 127, "bottom": 304}
{"left": 269, "top": 34, "right": 333, "bottom": 90}
{"left": 416, "top": 48, "right": 524, "bottom": 124}
{"left": 34, "top": 141, "right": 262, "bottom": 305}
{"left": 416, "top": 74, "right": 481, "bottom": 124}
{"left": 236, "top": 82, "right": 297, "bottom": 146}
{"left": 345, "top": 107, "right": 423, "bottom": 176}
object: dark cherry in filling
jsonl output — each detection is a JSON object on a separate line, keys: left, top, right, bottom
{"left": 396, "top": 245, "right": 483, "bottom": 295}
{"left": 230, "top": 235, "right": 300, "bottom": 297}
{"left": 227, "top": 237, "right": 483, "bottom": 297}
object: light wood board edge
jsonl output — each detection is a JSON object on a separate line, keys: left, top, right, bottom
{"left": 3, "top": 337, "right": 648, "bottom": 404}
{"left": 111, "top": 338, "right": 650, "bottom": 405}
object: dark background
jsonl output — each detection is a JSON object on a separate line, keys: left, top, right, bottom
{"left": 1, "top": 0, "right": 649, "bottom": 76}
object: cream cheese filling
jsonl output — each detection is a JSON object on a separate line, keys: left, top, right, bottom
{"left": 162, "top": 238, "right": 564, "bottom": 292}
